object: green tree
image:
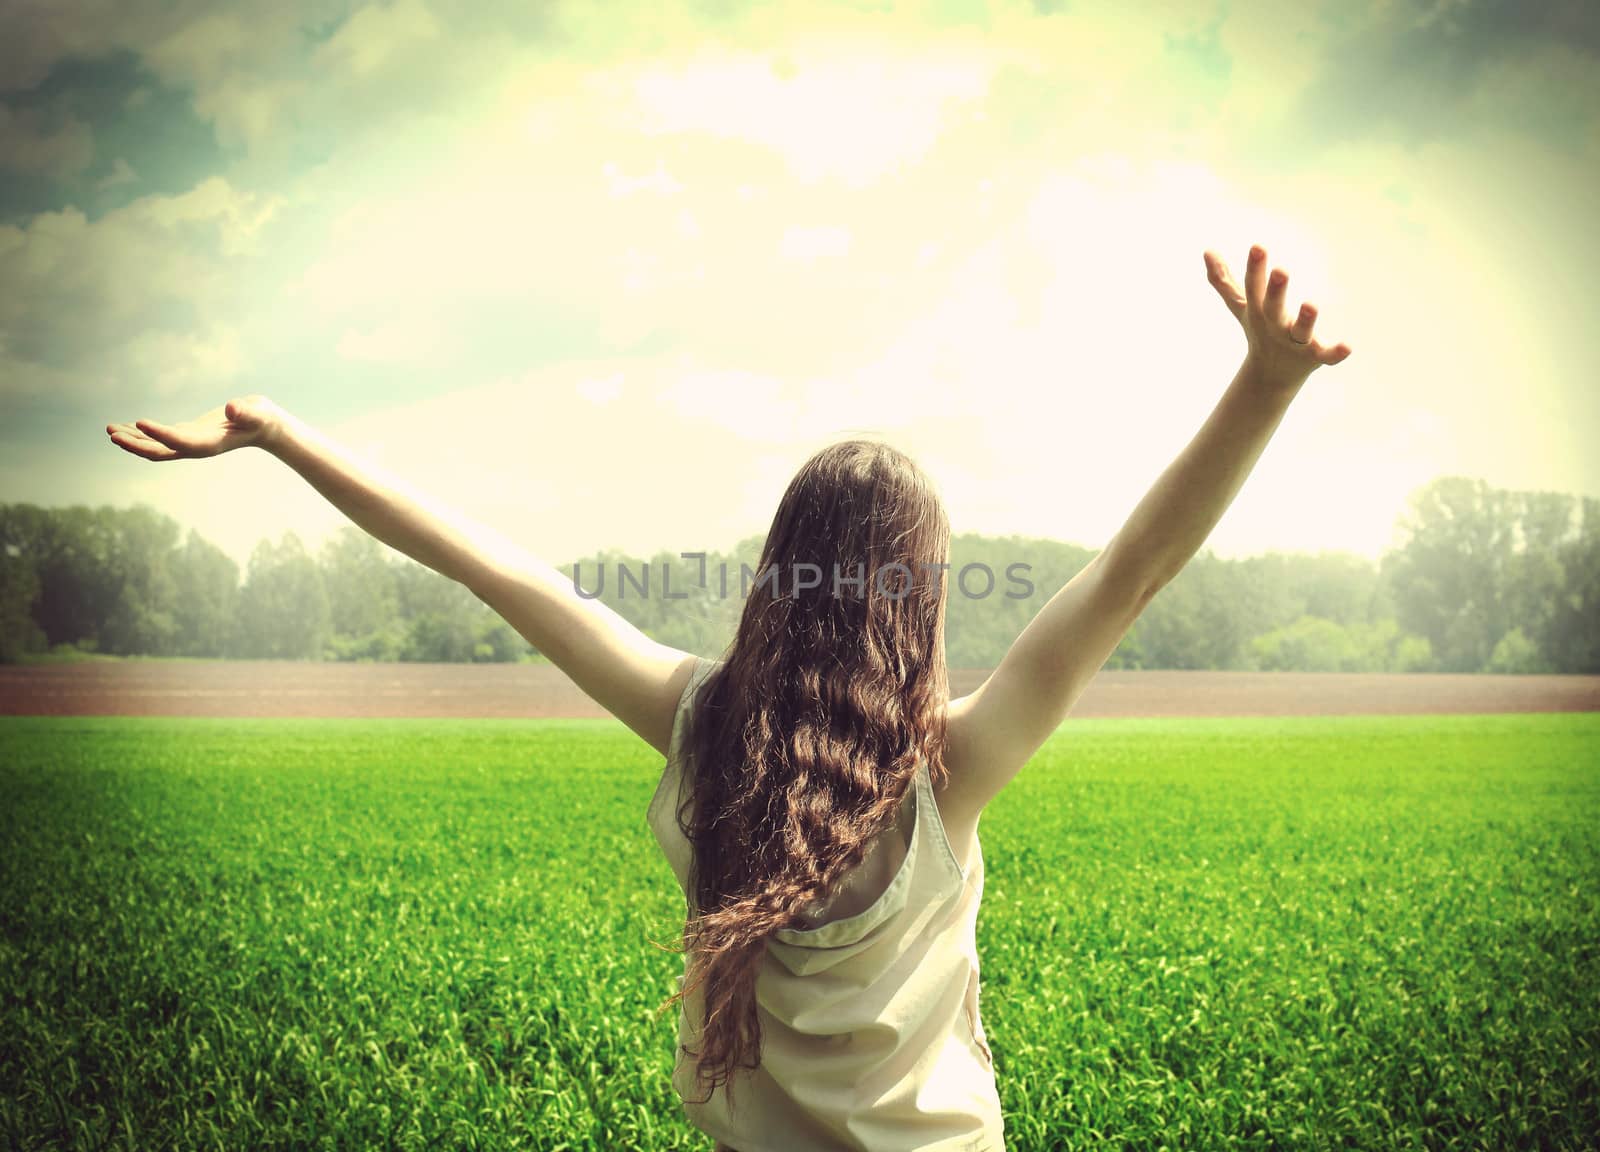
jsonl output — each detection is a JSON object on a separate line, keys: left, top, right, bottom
{"left": 236, "top": 532, "right": 331, "bottom": 659}
{"left": 1393, "top": 632, "right": 1434, "bottom": 672}
{"left": 0, "top": 541, "right": 45, "bottom": 662}
{"left": 2, "top": 502, "right": 191, "bottom": 657}
{"left": 1505, "top": 490, "right": 1575, "bottom": 663}
{"left": 1250, "top": 615, "right": 1359, "bottom": 672}
{"left": 319, "top": 527, "right": 404, "bottom": 660}
{"left": 1488, "top": 627, "right": 1549, "bottom": 674}
{"left": 393, "top": 558, "right": 485, "bottom": 662}
{"left": 23, "top": 505, "right": 117, "bottom": 650}
{"left": 1383, "top": 477, "right": 1517, "bottom": 672}
{"left": 1297, "top": 551, "right": 1382, "bottom": 627}
{"left": 170, "top": 530, "right": 239, "bottom": 657}
{"left": 96, "top": 504, "right": 181, "bottom": 657}
{"left": 474, "top": 617, "right": 530, "bottom": 662}
{"left": 1547, "top": 496, "right": 1600, "bottom": 673}
{"left": 1130, "top": 552, "right": 1252, "bottom": 670}
{"left": 403, "top": 611, "right": 478, "bottom": 662}
{"left": 1384, "top": 479, "right": 1595, "bottom": 672}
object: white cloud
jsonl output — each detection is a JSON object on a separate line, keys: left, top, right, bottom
{"left": 779, "top": 225, "right": 851, "bottom": 264}
{"left": 0, "top": 177, "right": 281, "bottom": 402}
{"left": 123, "top": 326, "right": 242, "bottom": 395}
{"left": 312, "top": 0, "right": 441, "bottom": 80}
{"left": 576, "top": 372, "right": 623, "bottom": 405}
{"left": 660, "top": 368, "right": 791, "bottom": 441}
{"left": 335, "top": 320, "right": 438, "bottom": 364}
{"left": 602, "top": 158, "right": 683, "bottom": 198}
{"left": 631, "top": 44, "right": 992, "bottom": 186}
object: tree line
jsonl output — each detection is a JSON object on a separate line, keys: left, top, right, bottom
{"left": 1, "top": 476, "right": 1595, "bottom": 672}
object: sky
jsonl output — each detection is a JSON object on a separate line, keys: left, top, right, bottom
{"left": 2, "top": 0, "right": 1596, "bottom": 575}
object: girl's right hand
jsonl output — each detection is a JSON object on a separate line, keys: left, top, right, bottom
{"left": 106, "top": 394, "right": 286, "bottom": 461}
{"left": 1204, "top": 245, "right": 1352, "bottom": 392}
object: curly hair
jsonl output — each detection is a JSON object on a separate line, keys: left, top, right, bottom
{"left": 654, "top": 438, "right": 952, "bottom": 1112}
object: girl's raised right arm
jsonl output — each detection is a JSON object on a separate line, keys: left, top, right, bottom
{"left": 940, "top": 244, "right": 1353, "bottom": 826}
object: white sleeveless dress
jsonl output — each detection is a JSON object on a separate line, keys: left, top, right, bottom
{"left": 646, "top": 656, "right": 1006, "bottom": 1151}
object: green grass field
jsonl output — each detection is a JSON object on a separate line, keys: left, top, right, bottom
{"left": 2, "top": 713, "right": 1597, "bottom": 1151}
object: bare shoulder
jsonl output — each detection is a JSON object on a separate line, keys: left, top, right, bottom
{"left": 640, "top": 649, "right": 706, "bottom": 758}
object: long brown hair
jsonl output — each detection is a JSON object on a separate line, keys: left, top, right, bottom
{"left": 656, "top": 438, "right": 952, "bottom": 1109}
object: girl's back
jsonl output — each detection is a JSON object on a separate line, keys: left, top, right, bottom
{"left": 648, "top": 656, "right": 1004, "bottom": 1152}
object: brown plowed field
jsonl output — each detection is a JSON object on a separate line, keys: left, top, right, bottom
{"left": 1, "top": 661, "right": 1596, "bottom": 718}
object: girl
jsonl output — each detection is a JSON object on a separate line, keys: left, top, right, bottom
{"left": 108, "top": 245, "right": 1350, "bottom": 1150}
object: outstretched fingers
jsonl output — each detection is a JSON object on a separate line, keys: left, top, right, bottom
{"left": 1204, "top": 251, "right": 1246, "bottom": 321}
{"left": 1244, "top": 245, "right": 1268, "bottom": 319}
{"left": 134, "top": 418, "right": 184, "bottom": 445}
{"left": 1289, "top": 302, "right": 1354, "bottom": 364}
{"left": 1289, "top": 302, "right": 1318, "bottom": 344}
{"left": 1263, "top": 265, "right": 1291, "bottom": 328}
{"left": 107, "top": 422, "right": 179, "bottom": 461}
{"left": 1223, "top": 244, "right": 1354, "bottom": 365}
{"left": 134, "top": 418, "right": 212, "bottom": 456}
{"left": 1315, "top": 339, "right": 1354, "bottom": 366}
